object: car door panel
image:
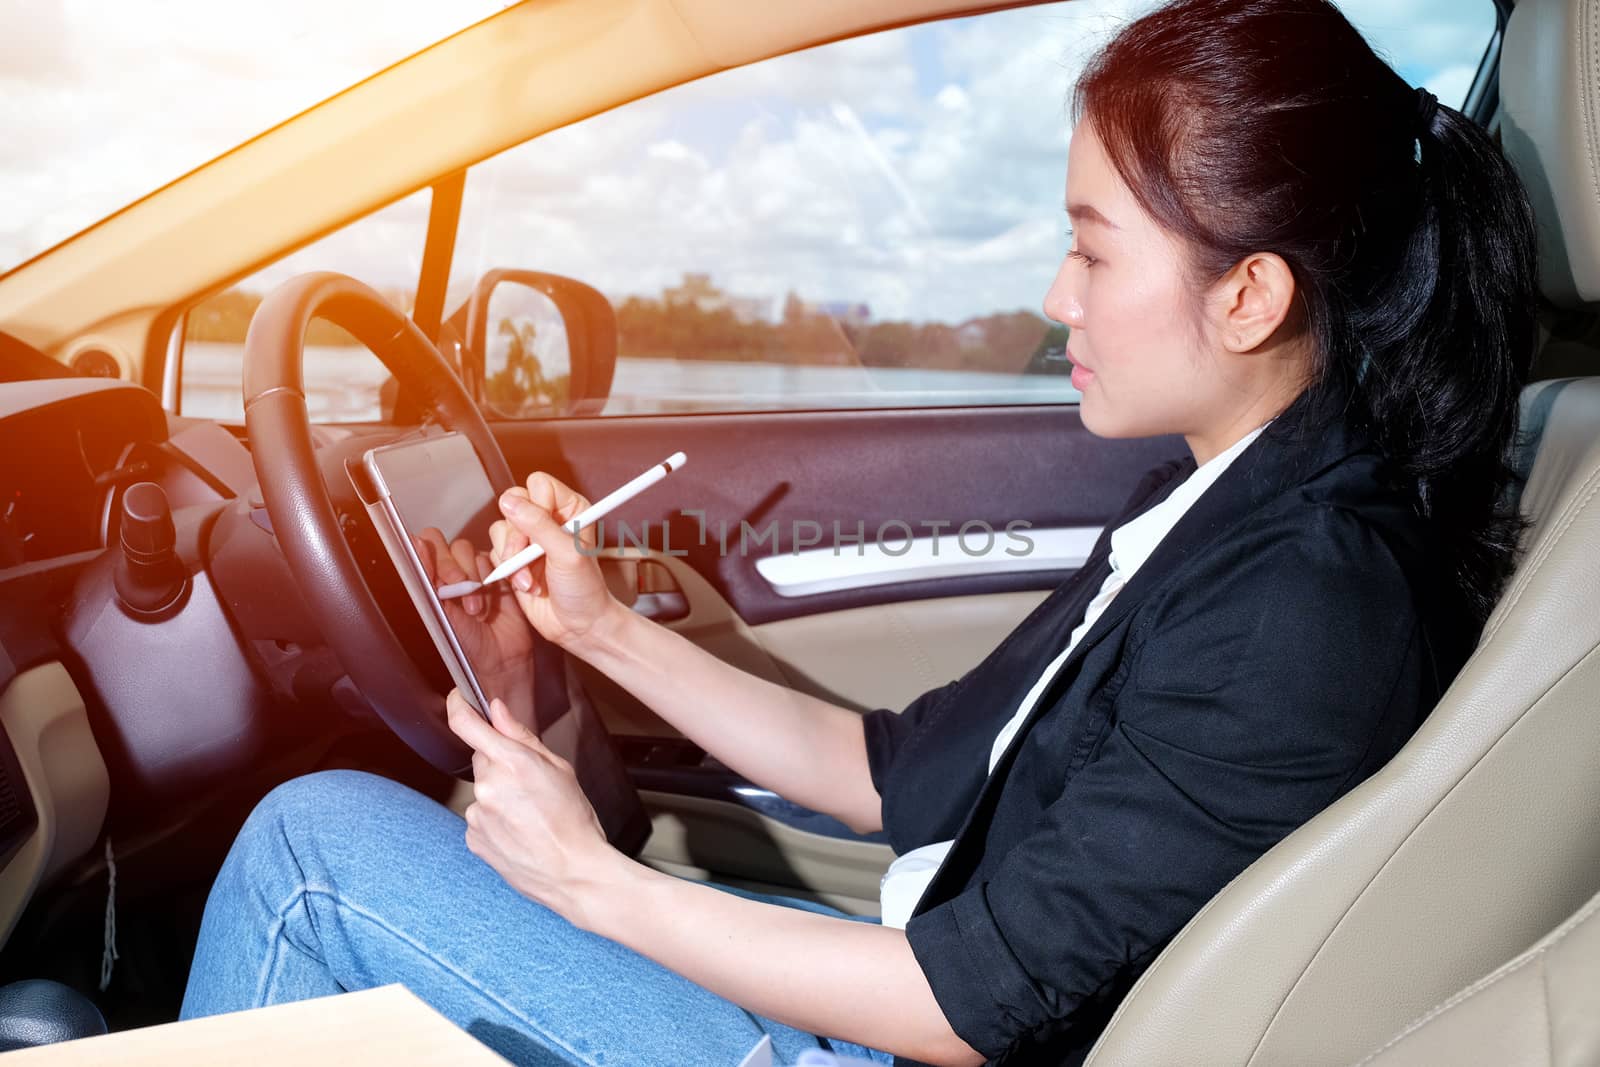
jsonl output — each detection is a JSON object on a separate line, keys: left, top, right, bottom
{"left": 639, "top": 790, "right": 894, "bottom": 916}
{"left": 749, "top": 588, "right": 1052, "bottom": 712}
{"left": 489, "top": 404, "right": 1184, "bottom": 626}
{"left": 580, "top": 548, "right": 1048, "bottom": 735}
{"left": 492, "top": 405, "right": 1181, "bottom": 716}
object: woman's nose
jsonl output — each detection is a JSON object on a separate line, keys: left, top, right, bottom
{"left": 1042, "top": 262, "right": 1085, "bottom": 327}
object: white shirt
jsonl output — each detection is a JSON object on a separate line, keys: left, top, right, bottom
{"left": 878, "top": 423, "right": 1270, "bottom": 929}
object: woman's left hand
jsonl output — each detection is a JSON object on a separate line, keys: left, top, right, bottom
{"left": 444, "top": 688, "right": 619, "bottom": 925}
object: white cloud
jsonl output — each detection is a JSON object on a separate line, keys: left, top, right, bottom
{"left": 1335, "top": 0, "right": 1498, "bottom": 89}
{"left": 0, "top": 4, "right": 75, "bottom": 84}
{"left": 439, "top": 0, "right": 1495, "bottom": 326}
{"left": 2, "top": 0, "right": 1499, "bottom": 328}
{"left": 446, "top": 2, "right": 1114, "bottom": 325}
{"left": 0, "top": 0, "right": 508, "bottom": 273}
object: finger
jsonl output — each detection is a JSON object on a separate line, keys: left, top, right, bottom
{"left": 489, "top": 517, "right": 531, "bottom": 565}
{"left": 485, "top": 697, "right": 538, "bottom": 745}
{"left": 417, "top": 527, "right": 455, "bottom": 580}
{"left": 448, "top": 537, "right": 479, "bottom": 580}
{"left": 489, "top": 502, "right": 553, "bottom": 591}
{"left": 448, "top": 538, "right": 486, "bottom": 616}
{"left": 427, "top": 536, "right": 467, "bottom": 586}
{"left": 489, "top": 516, "right": 542, "bottom": 593}
{"left": 489, "top": 520, "right": 533, "bottom": 591}
{"left": 445, "top": 688, "right": 516, "bottom": 759}
{"left": 473, "top": 551, "right": 514, "bottom": 618}
{"left": 494, "top": 702, "right": 570, "bottom": 772}
{"left": 498, "top": 490, "right": 583, "bottom": 571}
{"left": 413, "top": 532, "right": 438, "bottom": 582}
{"left": 524, "top": 472, "right": 592, "bottom": 526}
{"left": 488, "top": 518, "right": 508, "bottom": 563}
{"left": 419, "top": 529, "right": 471, "bottom": 601}
{"left": 526, "top": 472, "right": 599, "bottom": 552}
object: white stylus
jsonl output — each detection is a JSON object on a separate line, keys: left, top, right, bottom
{"left": 437, "top": 451, "right": 688, "bottom": 599}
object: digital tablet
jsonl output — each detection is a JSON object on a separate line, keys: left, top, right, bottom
{"left": 359, "top": 431, "right": 649, "bottom": 854}
{"left": 361, "top": 432, "right": 502, "bottom": 719}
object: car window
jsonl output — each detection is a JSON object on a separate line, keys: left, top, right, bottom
{"left": 178, "top": 188, "right": 431, "bottom": 423}
{"left": 448, "top": 0, "right": 1497, "bottom": 419}
{"left": 0, "top": 2, "right": 507, "bottom": 278}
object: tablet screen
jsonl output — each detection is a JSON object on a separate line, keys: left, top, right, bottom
{"left": 378, "top": 435, "right": 502, "bottom": 555}
{"left": 360, "top": 432, "right": 649, "bottom": 854}
{"left": 364, "top": 434, "right": 504, "bottom": 711}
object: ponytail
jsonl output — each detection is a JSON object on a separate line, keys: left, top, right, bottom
{"left": 1350, "top": 101, "right": 1539, "bottom": 619}
{"left": 1076, "top": 0, "right": 1541, "bottom": 620}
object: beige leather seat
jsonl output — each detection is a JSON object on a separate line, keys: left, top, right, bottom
{"left": 1083, "top": 0, "right": 1600, "bottom": 1063}
{"left": 1354, "top": 883, "right": 1600, "bottom": 1066}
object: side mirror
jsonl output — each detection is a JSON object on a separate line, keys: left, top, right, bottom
{"left": 463, "top": 269, "right": 616, "bottom": 417}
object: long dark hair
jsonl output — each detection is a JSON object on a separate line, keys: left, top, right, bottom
{"left": 1075, "top": 0, "right": 1539, "bottom": 621}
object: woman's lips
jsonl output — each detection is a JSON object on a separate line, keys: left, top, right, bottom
{"left": 1068, "top": 350, "right": 1095, "bottom": 390}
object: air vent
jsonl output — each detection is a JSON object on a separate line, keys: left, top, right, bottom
{"left": 0, "top": 763, "right": 19, "bottom": 830}
{"left": 0, "top": 733, "right": 35, "bottom": 869}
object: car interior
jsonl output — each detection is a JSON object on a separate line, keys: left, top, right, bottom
{"left": 0, "top": 0, "right": 1596, "bottom": 1062}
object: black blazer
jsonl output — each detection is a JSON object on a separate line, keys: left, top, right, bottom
{"left": 861, "top": 411, "right": 1478, "bottom": 1066}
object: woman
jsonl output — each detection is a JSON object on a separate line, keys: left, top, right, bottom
{"left": 181, "top": 1, "right": 1538, "bottom": 1063}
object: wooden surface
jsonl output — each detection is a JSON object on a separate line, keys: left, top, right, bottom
{"left": 0, "top": 984, "right": 511, "bottom": 1065}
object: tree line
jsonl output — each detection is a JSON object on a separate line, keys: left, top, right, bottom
{"left": 188, "top": 285, "right": 1068, "bottom": 376}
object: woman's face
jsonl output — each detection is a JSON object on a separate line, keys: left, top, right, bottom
{"left": 1042, "top": 119, "right": 1230, "bottom": 443}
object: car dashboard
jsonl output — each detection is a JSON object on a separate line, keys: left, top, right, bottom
{"left": 0, "top": 377, "right": 269, "bottom": 955}
{"left": 0, "top": 381, "right": 165, "bottom": 566}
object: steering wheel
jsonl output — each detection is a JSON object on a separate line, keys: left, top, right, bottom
{"left": 242, "top": 272, "right": 516, "bottom": 776}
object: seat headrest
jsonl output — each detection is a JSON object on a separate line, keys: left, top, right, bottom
{"left": 1500, "top": 0, "right": 1600, "bottom": 308}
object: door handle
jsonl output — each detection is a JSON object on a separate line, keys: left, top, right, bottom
{"left": 631, "top": 591, "right": 689, "bottom": 622}
{"left": 598, "top": 555, "right": 689, "bottom": 622}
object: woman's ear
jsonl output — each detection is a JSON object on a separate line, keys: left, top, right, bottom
{"left": 1211, "top": 252, "right": 1297, "bottom": 353}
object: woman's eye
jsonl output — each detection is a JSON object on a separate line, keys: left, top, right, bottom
{"left": 1063, "top": 225, "right": 1097, "bottom": 267}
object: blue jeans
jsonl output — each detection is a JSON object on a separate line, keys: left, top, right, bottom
{"left": 180, "top": 770, "right": 894, "bottom": 1066}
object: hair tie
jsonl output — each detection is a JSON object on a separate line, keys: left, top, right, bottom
{"left": 1414, "top": 88, "right": 1439, "bottom": 133}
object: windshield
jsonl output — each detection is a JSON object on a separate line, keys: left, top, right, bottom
{"left": 0, "top": 0, "right": 509, "bottom": 277}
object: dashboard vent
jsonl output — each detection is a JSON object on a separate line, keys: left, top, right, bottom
{"left": 0, "top": 732, "right": 37, "bottom": 869}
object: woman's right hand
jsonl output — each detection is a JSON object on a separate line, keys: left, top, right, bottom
{"left": 492, "top": 472, "right": 622, "bottom": 650}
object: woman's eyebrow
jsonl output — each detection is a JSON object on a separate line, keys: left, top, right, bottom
{"left": 1066, "top": 202, "right": 1120, "bottom": 231}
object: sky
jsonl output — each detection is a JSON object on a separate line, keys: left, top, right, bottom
{"left": 2, "top": 0, "right": 1497, "bottom": 325}
{"left": 0, "top": 0, "right": 508, "bottom": 275}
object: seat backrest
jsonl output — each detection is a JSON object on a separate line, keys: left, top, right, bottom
{"left": 1354, "top": 883, "right": 1600, "bottom": 1067}
{"left": 1085, "top": 1, "right": 1600, "bottom": 1062}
